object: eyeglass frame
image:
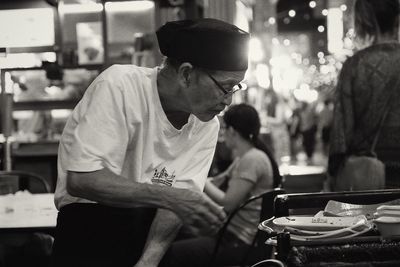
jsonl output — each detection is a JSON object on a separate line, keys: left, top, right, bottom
{"left": 203, "top": 70, "right": 243, "bottom": 97}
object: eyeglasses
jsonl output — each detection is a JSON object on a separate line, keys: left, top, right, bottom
{"left": 204, "top": 71, "right": 243, "bottom": 97}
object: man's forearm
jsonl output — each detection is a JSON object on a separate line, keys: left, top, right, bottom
{"left": 67, "top": 168, "right": 184, "bottom": 210}
{"left": 67, "top": 168, "right": 226, "bottom": 236}
{"left": 135, "top": 209, "right": 182, "bottom": 267}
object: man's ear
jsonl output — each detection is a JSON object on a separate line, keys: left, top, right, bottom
{"left": 177, "top": 63, "right": 194, "bottom": 87}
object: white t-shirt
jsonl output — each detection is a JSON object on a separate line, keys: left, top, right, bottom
{"left": 55, "top": 65, "right": 219, "bottom": 209}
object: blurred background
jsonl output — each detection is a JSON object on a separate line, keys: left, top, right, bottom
{"left": 0, "top": 0, "right": 372, "bottom": 192}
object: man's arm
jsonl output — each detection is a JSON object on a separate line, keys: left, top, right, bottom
{"left": 67, "top": 167, "right": 226, "bottom": 232}
{"left": 134, "top": 200, "right": 221, "bottom": 267}
{"left": 134, "top": 209, "right": 182, "bottom": 267}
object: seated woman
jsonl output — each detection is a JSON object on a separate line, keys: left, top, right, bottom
{"left": 160, "top": 103, "right": 281, "bottom": 267}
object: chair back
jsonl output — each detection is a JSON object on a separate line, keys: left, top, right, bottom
{"left": 0, "top": 170, "right": 51, "bottom": 194}
{"left": 210, "top": 187, "right": 285, "bottom": 266}
{"left": 250, "top": 259, "right": 285, "bottom": 267}
{"left": 282, "top": 172, "right": 326, "bottom": 193}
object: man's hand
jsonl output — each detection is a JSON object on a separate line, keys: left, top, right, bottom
{"left": 163, "top": 188, "right": 226, "bottom": 235}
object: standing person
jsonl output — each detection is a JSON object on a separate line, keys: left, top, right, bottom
{"left": 299, "top": 101, "right": 318, "bottom": 164}
{"left": 328, "top": 0, "right": 400, "bottom": 190}
{"left": 160, "top": 104, "right": 281, "bottom": 267}
{"left": 287, "top": 98, "right": 302, "bottom": 162}
{"left": 318, "top": 99, "right": 334, "bottom": 156}
{"left": 266, "top": 94, "right": 291, "bottom": 165}
{"left": 51, "top": 18, "right": 249, "bottom": 267}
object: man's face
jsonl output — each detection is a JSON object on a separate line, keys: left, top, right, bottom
{"left": 186, "top": 69, "right": 246, "bottom": 122}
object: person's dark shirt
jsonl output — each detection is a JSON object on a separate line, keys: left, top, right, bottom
{"left": 329, "top": 42, "right": 400, "bottom": 176}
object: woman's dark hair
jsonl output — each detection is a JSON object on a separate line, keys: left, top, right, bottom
{"left": 223, "top": 104, "right": 282, "bottom": 187}
{"left": 354, "top": 0, "right": 400, "bottom": 42}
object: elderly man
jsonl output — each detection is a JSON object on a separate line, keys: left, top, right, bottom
{"left": 51, "top": 18, "right": 249, "bottom": 267}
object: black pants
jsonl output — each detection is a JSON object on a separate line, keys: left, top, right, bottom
{"left": 50, "top": 203, "right": 156, "bottom": 267}
{"left": 322, "top": 126, "right": 331, "bottom": 145}
{"left": 302, "top": 125, "right": 317, "bottom": 159}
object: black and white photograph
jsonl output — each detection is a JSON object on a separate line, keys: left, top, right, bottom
{"left": 0, "top": 0, "right": 400, "bottom": 266}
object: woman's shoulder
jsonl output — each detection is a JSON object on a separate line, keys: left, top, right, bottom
{"left": 240, "top": 148, "right": 271, "bottom": 166}
{"left": 236, "top": 149, "right": 273, "bottom": 181}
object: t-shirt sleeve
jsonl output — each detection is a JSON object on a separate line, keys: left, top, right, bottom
{"left": 233, "top": 151, "right": 271, "bottom": 184}
{"left": 63, "top": 80, "right": 130, "bottom": 174}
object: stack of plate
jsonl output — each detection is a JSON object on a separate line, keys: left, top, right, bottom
{"left": 270, "top": 214, "right": 373, "bottom": 241}
{"left": 373, "top": 205, "right": 400, "bottom": 237}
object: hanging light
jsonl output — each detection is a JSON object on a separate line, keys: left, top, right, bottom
{"left": 268, "top": 17, "right": 276, "bottom": 25}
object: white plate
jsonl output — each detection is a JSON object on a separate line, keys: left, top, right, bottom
{"left": 273, "top": 215, "right": 367, "bottom": 230}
